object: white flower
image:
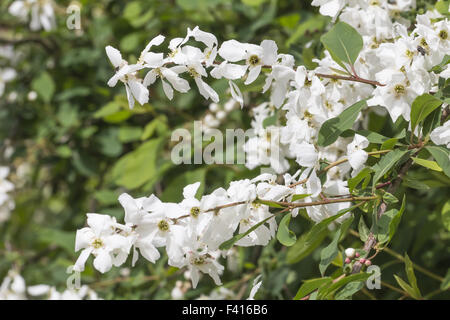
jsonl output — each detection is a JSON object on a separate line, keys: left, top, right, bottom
{"left": 368, "top": 69, "right": 426, "bottom": 122}
{"left": 218, "top": 39, "right": 278, "bottom": 85}
{"left": 347, "top": 134, "right": 369, "bottom": 176}
{"left": 179, "top": 237, "right": 224, "bottom": 289}
{"left": 74, "top": 214, "right": 132, "bottom": 273}
{"left": 0, "top": 68, "right": 16, "bottom": 97}
{"left": 247, "top": 275, "right": 262, "bottom": 300}
{"left": 293, "top": 142, "right": 319, "bottom": 168}
{"left": 139, "top": 35, "right": 191, "bottom": 100}
{"left": 235, "top": 202, "right": 276, "bottom": 247}
{"left": 119, "top": 193, "right": 184, "bottom": 266}
{"left": 263, "top": 65, "right": 296, "bottom": 108}
{"left": 105, "top": 46, "right": 148, "bottom": 109}
{"left": 173, "top": 46, "right": 219, "bottom": 102}
{"left": 200, "top": 188, "right": 240, "bottom": 250}
{"left": 186, "top": 26, "right": 218, "bottom": 67}
{"left": 0, "top": 166, "right": 15, "bottom": 224}
{"left": 197, "top": 286, "right": 236, "bottom": 300}
{"left": 311, "top": 0, "right": 346, "bottom": 19}
{"left": 430, "top": 121, "right": 450, "bottom": 148}
{"left": 0, "top": 270, "right": 26, "bottom": 300}
{"left": 9, "top": 0, "right": 55, "bottom": 31}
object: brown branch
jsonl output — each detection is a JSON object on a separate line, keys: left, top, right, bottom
{"left": 441, "top": 105, "right": 449, "bottom": 124}
{"left": 171, "top": 196, "right": 376, "bottom": 224}
{"left": 314, "top": 73, "right": 385, "bottom": 87}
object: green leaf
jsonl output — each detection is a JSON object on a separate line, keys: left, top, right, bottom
{"left": 372, "top": 149, "right": 409, "bottom": 187}
{"left": 410, "top": 94, "right": 443, "bottom": 134}
{"left": 431, "top": 54, "right": 450, "bottom": 73}
{"left": 242, "top": 0, "right": 268, "bottom": 6}
{"left": 426, "top": 146, "right": 450, "bottom": 178}
{"left": 37, "top": 228, "right": 75, "bottom": 254}
{"left": 111, "top": 138, "right": 164, "bottom": 189}
{"left": 348, "top": 167, "right": 373, "bottom": 193}
{"left": 57, "top": 103, "right": 79, "bottom": 128}
{"left": 161, "top": 168, "right": 206, "bottom": 202}
{"left": 394, "top": 275, "right": 421, "bottom": 300}
{"left": 357, "top": 130, "right": 401, "bottom": 144}
{"left": 141, "top": 116, "right": 168, "bottom": 140}
{"left": 31, "top": 71, "right": 55, "bottom": 103}
{"left": 262, "top": 113, "right": 277, "bottom": 128}
{"left": 382, "top": 191, "right": 398, "bottom": 204}
{"left": 442, "top": 200, "right": 450, "bottom": 231}
{"left": 377, "top": 196, "right": 406, "bottom": 246}
{"left": 318, "top": 272, "right": 370, "bottom": 300}
{"left": 255, "top": 198, "right": 285, "bottom": 208}
{"left": 318, "top": 100, "right": 367, "bottom": 147}
{"left": 387, "top": 195, "right": 406, "bottom": 242}
{"left": 293, "top": 277, "right": 332, "bottom": 300}
{"left": 319, "top": 216, "right": 353, "bottom": 276}
{"left": 219, "top": 214, "right": 275, "bottom": 250}
{"left": 94, "top": 101, "right": 122, "bottom": 118}
{"left": 96, "top": 128, "right": 123, "bottom": 157}
{"left": 435, "top": 1, "right": 450, "bottom": 15}
{"left": 286, "top": 15, "right": 327, "bottom": 48}
{"left": 120, "top": 32, "right": 141, "bottom": 52}
{"left": 118, "top": 126, "right": 143, "bottom": 143}
{"left": 412, "top": 157, "right": 443, "bottom": 172}
{"left": 291, "top": 194, "right": 311, "bottom": 201}
{"left": 56, "top": 145, "right": 72, "bottom": 158}
{"left": 335, "top": 281, "right": 365, "bottom": 300}
{"left": 72, "top": 151, "right": 98, "bottom": 177}
{"left": 441, "top": 269, "right": 450, "bottom": 291}
{"left": 404, "top": 253, "right": 422, "bottom": 299}
{"left": 422, "top": 107, "right": 442, "bottom": 137}
{"left": 286, "top": 227, "right": 328, "bottom": 264}
{"left": 287, "top": 204, "right": 361, "bottom": 264}
{"left": 380, "top": 138, "right": 398, "bottom": 151}
{"left": 358, "top": 216, "right": 370, "bottom": 242}
{"left": 123, "top": 1, "right": 142, "bottom": 22}
{"left": 402, "top": 175, "right": 431, "bottom": 190}
{"left": 94, "top": 190, "right": 119, "bottom": 206}
{"left": 320, "top": 22, "right": 363, "bottom": 71}
{"left": 277, "top": 214, "right": 297, "bottom": 246}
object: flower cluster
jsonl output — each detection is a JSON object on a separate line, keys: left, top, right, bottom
{"left": 75, "top": 169, "right": 357, "bottom": 288}
{"left": 8, "top": 0, "right": 56, "bottom": 31}
{"left": 78, "top": 2, "right": 450, "bottom": 292}
{"left": 0, "top": 166, "right": 15, "bottom": 224}
{"left": 103, "top": 6, "right": 449, "bottom": 180}
{"left": 0, "top": 68, "right": 16, "bottom": 98}
{"left": 0, "top": 269, "right": 100, "bottom": 300}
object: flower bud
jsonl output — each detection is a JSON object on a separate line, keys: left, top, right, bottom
{"left": 345, "top": 258, "right": 351, "bottom": 264}
{"left": 345, "top": 248, "right": 356, "bottom": 258}
{"left": 355, "top": 252, "right": 360, "bottom": 258}
{"left": 359, "top": 258, "right": 366, "bottom": 264}
{"left": 216, "top": 110, "right": 226, "bottom": 120}
{"left": 209, "top": 103, "right": 220, "bottom": 112}
{"left": 365, "top": 260, "right": 372, "bottom": 266}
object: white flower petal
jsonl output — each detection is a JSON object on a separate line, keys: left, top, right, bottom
{"left": 105, "top": 46, "right": 123, "bottom": 68}
{"left": 245, "top": 65, "right": 262, "bottom": 85}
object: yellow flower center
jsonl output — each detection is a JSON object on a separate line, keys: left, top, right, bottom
{"left": 394, "top": 84, "right": 405, "bottom": 96}
{"left": 158, "top": 220, "right": 169, "bottom": 232}
{"left": 92, "top": 238, "right": 103, "bottom": 249}
{"left": 248, "top": 55, "right": 260, "bottom": 67}
{"left": 190, "top": 206, "right": 200, "bottom": 218}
